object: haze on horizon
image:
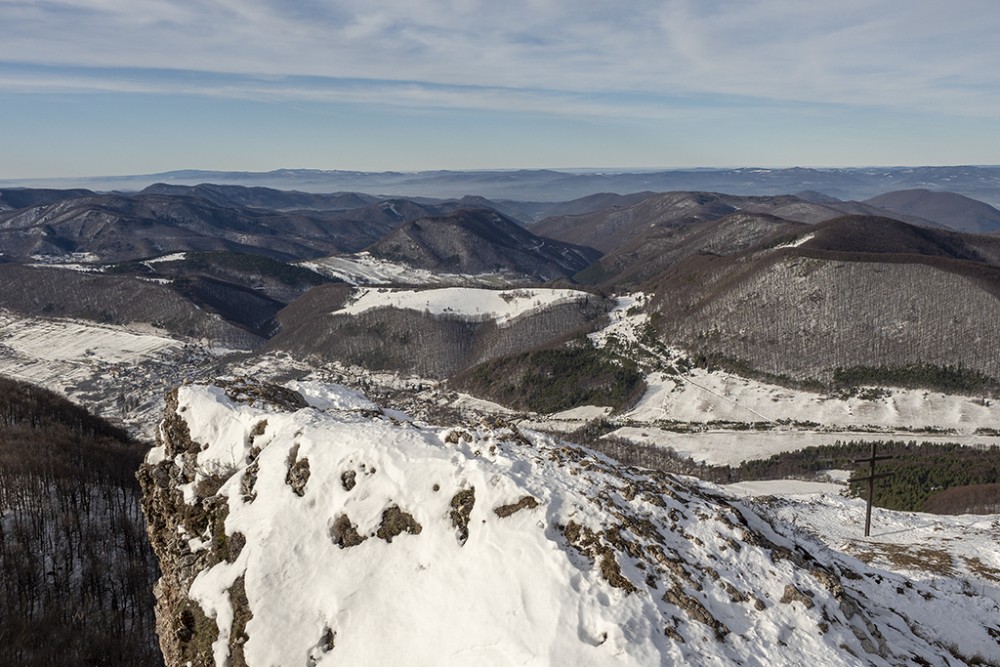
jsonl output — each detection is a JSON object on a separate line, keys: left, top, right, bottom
{"left": 2, "top": 0, "right": 999, "bottom": 180}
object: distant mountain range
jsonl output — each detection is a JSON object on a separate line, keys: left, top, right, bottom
{"left": 6, "top": 165, "right": 1000, "bottom": 206}
{"left": 863, "top": 188, "right": 1000, "bottom": 234}
{"left": 3, "top": 181, "right": 1000, "bottom": 386}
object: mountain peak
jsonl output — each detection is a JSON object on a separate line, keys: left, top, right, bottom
{"left": 139, "top": 380, "right": 1000, "bottom": 667}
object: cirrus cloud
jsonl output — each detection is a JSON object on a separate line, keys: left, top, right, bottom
{"left": 1, "top": 0, "right": 999, "bottom": 117}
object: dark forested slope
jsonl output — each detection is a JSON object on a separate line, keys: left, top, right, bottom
{"left": 0, "top": 376, "right": 163, "bottom": 666}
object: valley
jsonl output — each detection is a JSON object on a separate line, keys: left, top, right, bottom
{"left": 3, "top": 174, "right": 999, "bottom": 499}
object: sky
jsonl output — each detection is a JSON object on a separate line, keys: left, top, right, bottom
{"left": 2, "top": 0, "right": 1000, "bottom": 178}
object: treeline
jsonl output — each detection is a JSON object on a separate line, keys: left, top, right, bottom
{"left": 732, "top": 439, "right": 1000, "bottom": 513}
{"left": 924, "top": 483, "right": 1000, "bottom": 514}
{"left": 571, "top": 425, "right": 1000, "bottom": 515}
{"left": 0, "top": 375, "right": 163, "bottom": 666}
{"left": 686, "top": 352, "right": 1000, "bottom": 398}
{"left": 843, "top": 441, "right": 1000, "bottom": 512}
{"left": 831, "top": 364, "right": 1000, "bottom": 397}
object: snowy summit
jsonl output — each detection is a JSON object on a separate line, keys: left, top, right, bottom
{"left": 139, "top": 379, "right": 1000, "bottom": 667}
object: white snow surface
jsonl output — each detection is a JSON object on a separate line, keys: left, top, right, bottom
{"left": 607, "top": 368, "right": 1000, "bottom": 465}
{"left": 774, "top": 232, "right": 816, "bottom": 249}
{"left": 338, "top": 286, "right": 593, "bottom": 324}
{"left": 153, "top": 381, "right": 1000, "bottom": 667}
{"left": 725, "top": 479, "right": 846, "bottom": 497}
{"left": 628, "top": 369, "right": 1000, "bottom": 431}
{"left": 283, "top": 380, "right": 380, "bottom": 413}
{"left": 145, "top": 252, "right": 188, "bottom": 265}
{"left": 0, "top": 314, "right": 179, "bottom": 365}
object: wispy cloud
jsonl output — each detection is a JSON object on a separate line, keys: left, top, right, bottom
{"left": 2, "top": 0, "right": 999, "bottom": 117}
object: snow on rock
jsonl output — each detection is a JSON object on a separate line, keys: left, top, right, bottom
{"left": 337, "top": 286, "right": 593, "bottom": 325}
{"left": 139, "top": 378, "right": 1000, "bottom": 667}
{"left": 283, "top": 379, "right": 380, "bottom": 413}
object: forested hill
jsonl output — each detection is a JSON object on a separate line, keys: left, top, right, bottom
{"left": 0, "top": 375, "right": 163, "bottom": 667}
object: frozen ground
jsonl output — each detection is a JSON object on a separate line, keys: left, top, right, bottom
{"left": 0, "top": 312, "right": 179, "bottom": 363}
{"left": 724, "top": 478, "right": 847, "bottom": 498}
{"left": 749, "top": 489, "right": 1000, "bottom": 596}
{"left": 0, "top": 311, "right": 181, "bottom": 386}
{"left": 628, "top": 369, "right": 1000, "bottom": 432}
{"left": 1, "top": 300, "right": 996, "bottom": 473}
{"left": 0, "top": 310, "right": 221, "bottom": 436}
{"left": 608, "top": 427, "right": 1000, "bottom": 467}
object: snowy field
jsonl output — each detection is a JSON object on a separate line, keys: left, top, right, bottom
{"left": 0, "top": 311, "right": 225, "bottom": 438}
{"left": 628, "top": 369, "right": 1000, "bottom": 432}
{"left": 0, "top": 312, "right": 182, "bottom": 386}
{"left": 518, "top": 362, "right": 1000, "bottom": 467}
{"left": 1, "top": 300, "right": 996, "bottom": 474}
{"left": 584, "top": 365, "right": 1000, "bottom": 466}
{"left": 724, "top": 478, "right": 848, "bottom": 497}
{"left": 608, "top": 427, "right": 1000, "bottom": 467}
{"left": 337, "top": 286, "right": 594, "bottom": 324}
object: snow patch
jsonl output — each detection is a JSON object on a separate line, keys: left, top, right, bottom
{"left": 284, "top": 380, "right": 380, "bottom": 413}
{"left": 774, "top": 232, "right": 815, "bottom": 249}
{"left": 338, "top": 287, "right": 593, "bottom": 325}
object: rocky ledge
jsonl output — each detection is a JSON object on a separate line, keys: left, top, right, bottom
{"left": 139, "top": 378, "right": 1000, "bottom": 667}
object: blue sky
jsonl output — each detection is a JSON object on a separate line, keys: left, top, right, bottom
{"left": 2, "top": 0, "right": 1000, "bottom": 178}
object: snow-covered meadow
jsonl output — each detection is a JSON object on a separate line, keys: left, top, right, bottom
{"left": 0, "top": 311, "right": 181, "bottom": 386}
{"left": 337, "top": 286, "right": 595, "bottom": 325}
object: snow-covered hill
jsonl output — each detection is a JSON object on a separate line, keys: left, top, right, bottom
{"left": 139, "top": 379, "right": 1000, "bottom": 667}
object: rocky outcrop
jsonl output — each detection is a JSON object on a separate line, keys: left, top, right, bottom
{"left": 140, "top": 379, "right": 1000, "bottom": 667}
{"left": 138, "top": 379, "right": 307, "bottom": 666}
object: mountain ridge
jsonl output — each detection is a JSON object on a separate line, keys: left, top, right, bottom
{"left": 7, "top": 165, "right": 1000, "bottom": 205}
{"left": 367, "top": 207, "right": 601, "bottom": 281}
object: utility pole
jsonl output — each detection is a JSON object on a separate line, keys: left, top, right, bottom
{"left": 852, "top": 442, "right": 894, "bottom": 538}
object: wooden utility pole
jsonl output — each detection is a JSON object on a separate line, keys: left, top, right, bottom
{"left": 853, "top": 442, "right": 894, "bottom": 538}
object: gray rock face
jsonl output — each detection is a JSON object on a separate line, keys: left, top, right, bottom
{"left": 137, "top": 380, "right": 306, "bottom": 667}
